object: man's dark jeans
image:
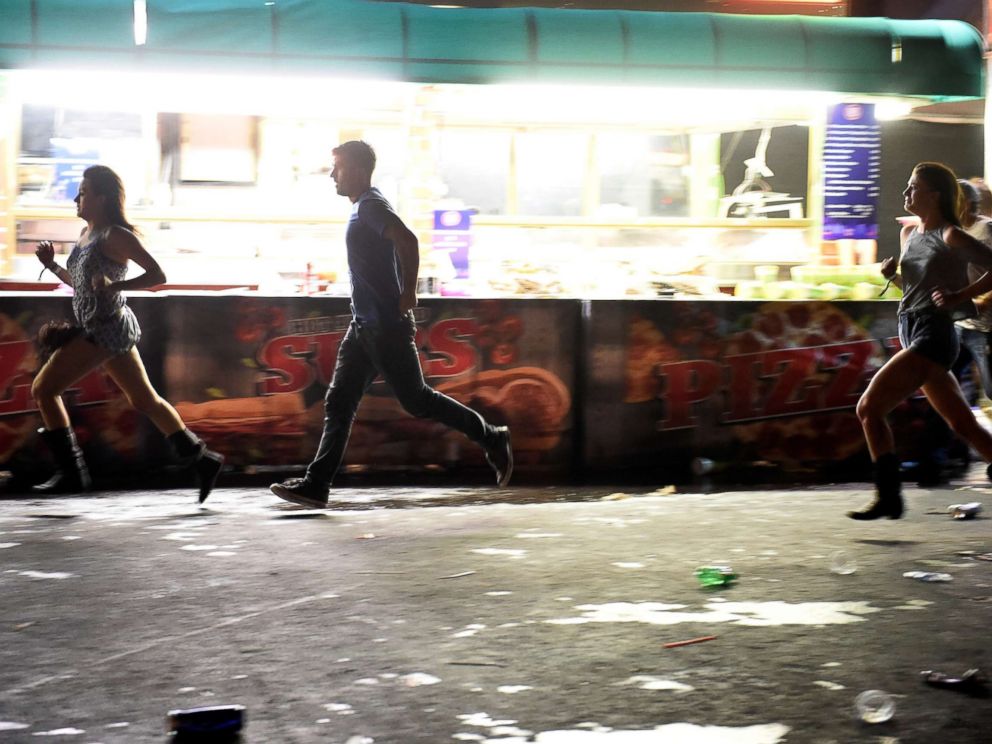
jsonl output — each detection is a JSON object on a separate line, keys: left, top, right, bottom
{"left": 305, "top": 313, "right": 493, "bottom": 489}
{"left": 953, "top": 325, "right": 992, "bottom": 406}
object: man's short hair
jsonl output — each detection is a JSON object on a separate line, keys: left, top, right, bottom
{"left": 333, "top": 140, "right": 376, "bottom": 174}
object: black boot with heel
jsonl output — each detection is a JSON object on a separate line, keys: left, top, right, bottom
{"left": 167, "top": 429, "right": 224, "bottom": 504}
{"left": 32, "top": 427, "right": 92, "bottom": 494}
{"left": 848, "top": 452, "right": 903, "bottom": 520}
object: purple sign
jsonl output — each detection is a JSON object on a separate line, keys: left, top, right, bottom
{"left": 822, "top": 103, "right": 880, "bottom": 240}
{"left": 433, "top": 209, "right": 473, "bottom": 279}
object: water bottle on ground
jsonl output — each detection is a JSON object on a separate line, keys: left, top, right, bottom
{"left": 695, "top": 565, "right": 737, "bottom": 587}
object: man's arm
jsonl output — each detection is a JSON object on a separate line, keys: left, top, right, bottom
{"left": 385, "top": 218, "right": 419, "bottom": 313}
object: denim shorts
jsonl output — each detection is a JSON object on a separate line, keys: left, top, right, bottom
{"left": 898, "top": 309, "right": 959, "bottom": 369}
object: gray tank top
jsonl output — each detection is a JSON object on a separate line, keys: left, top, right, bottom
{"left": 898, "top": 226, "right": 991, "bottom": 321}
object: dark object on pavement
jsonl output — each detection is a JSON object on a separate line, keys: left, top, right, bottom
{"left": 920, "top": 668, "right": 988, "bottom": 697}
{"left": 167, "top": 704, "right": 245, "bottom": 738}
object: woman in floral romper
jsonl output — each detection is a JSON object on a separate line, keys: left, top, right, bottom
{"left": 32, "top": 165, "right": 223, "bottom": 501}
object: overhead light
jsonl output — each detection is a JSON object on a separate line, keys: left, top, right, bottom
{"left": 133, "top": 0, "right": 147, "bottom": 46}
{"left": 874, "top": 100, "right": 912, "bottom": 120}
{"left": 8, "top": 70, "right": 835, "bottom": 125}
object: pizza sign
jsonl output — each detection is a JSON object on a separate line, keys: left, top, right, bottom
{"left": 657, "top": 336, "right": 896, "bottom": 430}
{"left": 623, "top": 301, "right": 896, "bottom": 431}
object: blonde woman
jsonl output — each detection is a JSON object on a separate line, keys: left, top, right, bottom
{"left": 32, "top": 165, "right": 223, "bottom": 501}
{"left": 852, "top": 162, "right": 992, "bottom": 519}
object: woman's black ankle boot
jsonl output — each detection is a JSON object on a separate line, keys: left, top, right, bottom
{"left": 848, "top": 452, "right": 903, "bottom": 520}
{"left": 32, "top": 427, "right": 92, "bottom": 494}
{"left": 167, "top": 429, "right": 224, "bottom": 503}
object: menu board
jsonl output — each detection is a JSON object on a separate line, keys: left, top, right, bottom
{"left": 822, "top": 103, "right": 881, "bottom": 240}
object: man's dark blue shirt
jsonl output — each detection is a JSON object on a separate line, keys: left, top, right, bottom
{"left": 347, "top": 187, "right": 403, "bottom": 325}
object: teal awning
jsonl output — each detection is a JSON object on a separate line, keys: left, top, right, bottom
{"left": 0, "top": 0, "right": 984, "bottom": 97}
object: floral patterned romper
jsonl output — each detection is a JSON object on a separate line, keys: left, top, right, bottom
{"left": 66, "top": 226, "right": 141, "bottom": 354}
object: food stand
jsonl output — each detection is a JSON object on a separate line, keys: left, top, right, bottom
{"left": 0, "top": 1, "right": 985, "bottom": 480}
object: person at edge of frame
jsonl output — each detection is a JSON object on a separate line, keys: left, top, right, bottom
{"left": 945, "top": 180, "right": 992, "bottom": 464}
{"left": 269, "top": 140, "right": 512, "bottom": 509}
{"left": 850, "top": 162, "right": 992, "bottom": 520}
{"left": 967, "top": 176, "right": 992, "bottom": 218}
{"left": 913, "top": 179, "right": 992, "bottom": 485}
{"left": 32, "top": 165, "right": 224, "bottom": 502}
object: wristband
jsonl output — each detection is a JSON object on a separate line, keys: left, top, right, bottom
{"left": 38, "top": 263, "right": 60, "bottom": 281}
{"left": 878, "top": 276, "right": 894, "bottom": 298}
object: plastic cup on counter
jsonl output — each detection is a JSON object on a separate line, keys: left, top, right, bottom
{"left": 753, "top": 264, "right": 779, "bottom": 283}
{"left": 785, "top": 282, "right": 817, "bottom": 300}
{"left": 820, "top": 284, "right": 851, "bottom": 300}
{"left": 852, "top": 282, "right": 878, "bottom": 301}
{"left": 734, "top": 280, "right": 764, "bottom": 299}
{"left": 837, "top": 239, "right": 856, "bottom": 265}
{"left": 855, "top": 239, "right": 877, "bottom": 264}
{"left": 762, "top": 281, "right": 789, "bottom": 300}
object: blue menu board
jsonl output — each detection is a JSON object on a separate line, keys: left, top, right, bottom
{"left": 822, "top": 103, "right": 880, "bottom": 240}
{"left": 50, "top": 142, "right": 99, "bottom": 202}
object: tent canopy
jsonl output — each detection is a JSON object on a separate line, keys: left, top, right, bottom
{"left": 0, "top": 0, "right": 984, "bottom": 97}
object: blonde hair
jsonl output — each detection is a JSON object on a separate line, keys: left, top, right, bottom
{"left": 913, "top": 162, "right": 962, "bottom": 228}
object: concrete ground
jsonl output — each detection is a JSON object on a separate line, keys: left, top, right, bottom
{"left": 1, "top": 473, "right": 991, "bottom": 743}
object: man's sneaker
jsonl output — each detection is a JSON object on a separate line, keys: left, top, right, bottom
{"left": 483, "top": 426, "right": 513, "bottom": 487}
{"left": 270, "top": 477, "right": 329, "bottom": 508}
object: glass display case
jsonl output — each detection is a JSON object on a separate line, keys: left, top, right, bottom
{"left": 1, "top": 71, "right": 835, "bottom": 294}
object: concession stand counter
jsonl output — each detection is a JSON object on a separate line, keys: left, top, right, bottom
{"left": 0, "top": 1, "right": 985, "bottom": 481}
